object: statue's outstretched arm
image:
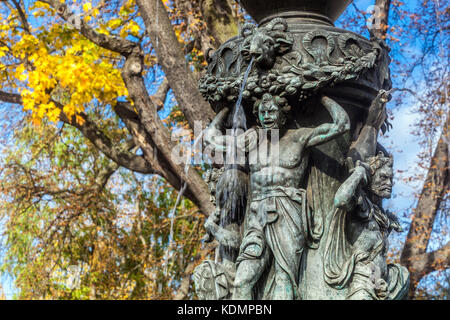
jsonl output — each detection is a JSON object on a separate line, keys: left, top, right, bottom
{"left": 204, "top": 216, "right": 241, "bottom": 249}
{"left": 334, "top": 161, "right": 369, "bottom": 211}
{"left": 307, "top": 95, "right": 350, "bottom": 148}
{"left": 349, "top": 89, "right": 392, "bottom": 162}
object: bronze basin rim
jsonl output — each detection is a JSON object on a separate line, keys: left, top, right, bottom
{"left": 238, "top": 0, "right": 353, "bottom": 24}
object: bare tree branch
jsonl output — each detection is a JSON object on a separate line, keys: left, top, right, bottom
{"left": 151, "top": 77, "right": 170, "bottom": 111}
{"left": 57, "top": 106, "right": 155, "bottom": 175}
{"left": 373, "top": 0, "right": 391, "bottom": 39}
{"left": 0, "top": 91, "right": 154, "bottom": 174}
{"left": 113, "top": 100, "right": 200, "bottom": 200}
{"left": 136, "top": 0, "right": 215, "bottom": 128}
{"left": 412, "top": 242, "right": 450, "bottom": 278}
{"left": 94, "top": 161, "right": 120, "bottom": 191}
{"left": 0, "top": 90, "right": 22, "bottom": 104}
{"left": 3, "top": 0, "right": 32, "bottom": 34}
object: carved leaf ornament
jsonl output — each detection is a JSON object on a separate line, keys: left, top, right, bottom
{"left": 199, "top": 18, "right": 380, "bottom": 108}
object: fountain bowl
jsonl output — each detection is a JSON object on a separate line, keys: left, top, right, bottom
{"left": 238, "top": 0, "right": 353, "bottom": 25}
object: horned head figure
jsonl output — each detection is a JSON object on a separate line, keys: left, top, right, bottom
{"left": 240, "top": 18, "right": 294, "bottom": 69}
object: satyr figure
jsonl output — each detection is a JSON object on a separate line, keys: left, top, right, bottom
{"left": 204, "top": 93, "right": 350, "bottom": 299}
{"left": 325, "top": 153, "right": 410, "bottom": 299}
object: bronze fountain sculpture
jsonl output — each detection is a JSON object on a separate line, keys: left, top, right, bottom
{"left": 193, "top": 0, "right": 409, "bottom": 300}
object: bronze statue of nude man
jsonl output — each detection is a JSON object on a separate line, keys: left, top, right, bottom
{"left": 204, "top": 93, "right": 350, "bottom": 299}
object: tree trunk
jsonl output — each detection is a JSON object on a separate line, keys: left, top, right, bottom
{"left": 200, "top": 0, "right": 239, "bottom": 46}
{"left": 136, "top": 0, "right": 215, "bottom": 129}
{"left": 372, "top": 0, "right": 450, "bottom": 299}
{"left": 400, "top": 115, "right": 450, "bottom": 299}
{"left": 372, "top": 0, "right": 391, "bottom": 39}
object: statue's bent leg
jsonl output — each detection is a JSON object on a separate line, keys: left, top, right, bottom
{"left": 233, "top": 253, "right": 267, "bottom": 299}
{"left": 233, "top": 229, "right": 268, "bottom": 300}
{"left": 271, "top": 261, "right": 296, "bottom": 300}
{"left": 264, "top": 196, "right": 305, "bottom": 300}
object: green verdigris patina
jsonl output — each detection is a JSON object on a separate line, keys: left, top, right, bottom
{"left": 192, "top": 0, "right": 409, "bottom": 300}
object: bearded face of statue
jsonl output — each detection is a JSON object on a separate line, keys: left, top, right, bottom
{"left": 370, "top": 162, "right": 394, "bottom": 199}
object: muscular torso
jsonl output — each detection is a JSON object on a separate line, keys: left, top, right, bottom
{"left": 248, "top": 128, "right": 312, "bottom": 195}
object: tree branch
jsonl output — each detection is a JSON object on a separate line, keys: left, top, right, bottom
{"left": 121, "top": 48, "right": 215, "bottom": 215}
{"left": 0, "top": 91, "right": 154, "bottom": 174}
{"left": 373, "top": 0, "right": 391, "bottom": 39}
{"left": 41, "top": 0, "right": 137, "bottom": 56}
{"left": 412, "top": 242, "right": 450, "bottom": 278}
{"left": 58, "top": 107, "right": 155, "bottom": 175}
{"left": 151, "top": 77, "right": 170, "bottom": 111}
{"left": 0, "top": 90, "right": 22, "bottom": 104}
{"left": 94, "top": 161, "right": 120, "bottom": 191}
{"left": 135, "top": 0, "right": 215, "bottom": 128}
{"left": 114, "top": 100, "right": 213, "bottom": 211}
{"left": 400, "top": 114, "right": 449, "bottom": 296}
{"left": 6, "top": 0, "right": 32, "bottom": 34}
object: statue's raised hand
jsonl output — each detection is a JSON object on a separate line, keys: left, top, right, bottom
{"left": 366, "top": 89, "right": 392, "bottom": 131}
{"left": 353, "top": 160, "right": 371, "bottom": 185}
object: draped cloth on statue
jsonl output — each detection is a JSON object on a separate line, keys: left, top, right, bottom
{"left": 323, "top": 194, "right": 409, "bottom": 300}
{"left": 323, "top": 207, "right": 370, "bottom": 289}
{"left": 237, "top": 186, "right": 320, "bottom": 299}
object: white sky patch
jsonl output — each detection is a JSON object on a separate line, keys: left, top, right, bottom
{"left": 381, "top": 102, "right": 425, "bottom": 210}
{"left": 378, "top": 103, "right": 426, "bottom": 252}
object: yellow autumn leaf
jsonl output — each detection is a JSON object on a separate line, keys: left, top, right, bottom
{"left": 83, "top": 2, "right": 92, "bottom": 13}
{"left": 0, "top": 46, "right": 8, "bottom": 58}
{"left": 128, "top": 21, "right": 140, "bottom": 36}
{"left": 47, "top": 105, "right": 61, "bottom": 123}
{"left": 18, "top": 72, "right": 28, "bottom": 82}
{"left": 108, "top": 18, "right": 122, "bottom": 29}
